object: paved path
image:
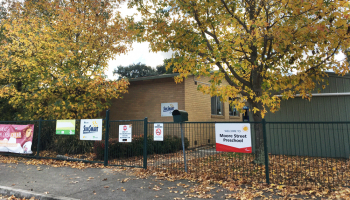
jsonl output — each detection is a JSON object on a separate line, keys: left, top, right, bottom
{"left": 0, "top": 161, "right": 327, "bottom": 200}
{"left": 0, "top": 163, "right": 230, "bottom": 200}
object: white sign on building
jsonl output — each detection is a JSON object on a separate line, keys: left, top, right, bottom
{"left": 80, "top": 119, "right": 102, "bottom": 140}
{"left": 215, "top": 123, "right": 252, "bottom": 153}
{"left": 154, "top": 123, "right": 164, "bottom": 141}
{"left": 161, "top": 102, "right": 178, "bottom": 117}
{"left": 119, "top": 125, "right": 132, "bottom": 142}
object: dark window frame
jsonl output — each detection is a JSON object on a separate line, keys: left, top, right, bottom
{"left": 229, "top": 97, "right": 240, "bottom": 117}
{"left": 211, "top": 96, "right": 223, "bottom": 115}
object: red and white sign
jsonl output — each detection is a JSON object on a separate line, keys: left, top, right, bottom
{"left": 119, "top": 125, "right": 132, "bottom": 142}
{"left": 154, "top": 123, "right": 163, "bottom": 141}
{"left": 215, "top": 123, "right": 252, "bottom": 153}
{"left": 0, "top": 124, "right": 34, "bottom": 154}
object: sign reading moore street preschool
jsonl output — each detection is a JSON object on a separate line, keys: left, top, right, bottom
{"left": 215, "top": 123, "right": 252, "bottom": 153}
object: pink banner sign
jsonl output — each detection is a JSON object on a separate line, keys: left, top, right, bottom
{"left": 0, "top": 124, "right": 34, "bottom": 154}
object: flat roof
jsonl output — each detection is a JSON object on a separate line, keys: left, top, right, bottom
{"left": 127, "top": 71, "right": 349, "bottom": 82}
{"left": 128, "top": 73, "right": 179, "bottom": 82}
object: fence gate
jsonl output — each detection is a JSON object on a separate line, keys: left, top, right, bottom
{"left": 107, "top": 117, "right": 147, "bottom": 168}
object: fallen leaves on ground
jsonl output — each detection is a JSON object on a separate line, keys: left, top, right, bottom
{"left": 0, "top": 154, "right": 105, "bottom": 169}
{"left": 130, "top": 150, "right": 350, "bottom": 199}
{"left": 0, "top": 194, "right": 37, "bottom": 200}
{"left": 121, "top": 178, "right": 130, "bottom": 183}
{"left": 153, "top": 185, "right": 162, "bottom": 191}
{"left": 2, "top": 149, "right": 350, "bottom": 199}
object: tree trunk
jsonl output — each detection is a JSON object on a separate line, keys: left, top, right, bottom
{"left": 249, "top": 101, "right": 265, "bottom": 165}
{"left": 252, "top": 112, "right": 265, "bottom": 164}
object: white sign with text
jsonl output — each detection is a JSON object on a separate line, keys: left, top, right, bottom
{"left": 80, "top": 119, "right": 102, "bottom": 140}
{"left": 154, "top": 123, "right": 164, "bottom": 141}
{"left": 161, "top": 102, "right": 178, "bottom": 117}
{"left": 215, "top": 123, "right": 252, "bottom": 153}
{"left": 119, "top": 125, "right": 132, "bottom": 142}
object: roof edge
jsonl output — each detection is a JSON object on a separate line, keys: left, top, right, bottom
{"left": 127, "top": 71, "right": 349, "bottom": 82}
{"left": 128, "top": 73, "right": 179, "bottom": 82}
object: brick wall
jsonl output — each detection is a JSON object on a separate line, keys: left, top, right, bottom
{"left": 184, "top": 75, "right": 243, "bottom": 147}
{"left": 109, "top": 75, "right": 243, "bottom": 148}
{"left": 109, "top": 77, "right": 185, "bottom": 122}
{"left": 184, "top": 75, "right": 243, "bottom": 122}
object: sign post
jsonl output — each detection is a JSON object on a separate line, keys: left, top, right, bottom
{"left": 180, "top": 123, "right": 187, "bottom": 173}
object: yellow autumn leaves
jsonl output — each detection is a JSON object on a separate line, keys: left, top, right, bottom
{"left": 1, "top": 0, "right": 349, "bottom": 121}
{"left": 0, "top": 0, "right": 131, "bottom": 120}
{"left": 129, "top": 0, "right": 350, "bottom": 119}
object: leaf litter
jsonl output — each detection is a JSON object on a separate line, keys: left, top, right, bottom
{"left": 2, "top": 152, "right": 350, "bottom": 199}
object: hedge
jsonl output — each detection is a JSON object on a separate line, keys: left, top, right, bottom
{"left": 94, "top": 135, "right": 189, "bottom": 160}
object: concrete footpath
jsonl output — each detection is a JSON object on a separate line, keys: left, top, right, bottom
{"left": 0, "top": 163, "right": 231, "bottom": 200}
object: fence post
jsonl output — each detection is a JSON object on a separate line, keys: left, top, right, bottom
{"left": 104, "top": 110, "right": 110, "bottom": 166}
{"left": 180, "top": 123, "right": 188, "bottom": 173}
{"left": 143, "top": 117, "right": 148, "bottom": 169}
{"left": 262, "top": 119, "right": 270, "bottom": 184}
{"left": 36, "top": 118, "right": 42, "bottom": 158}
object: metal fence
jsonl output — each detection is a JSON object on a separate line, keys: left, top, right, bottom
{"left": 107, "top": 119, "right": 146, "bottom": 168}
{"left": 0, "top": 119, "right": 104, "bottom": 164}
{"left": 147, "top": 121, "right": 265, "bottom": 183}
{"left": 143, "top": 120, "right": 350, "bottom": 187}
{"left": 1, "top": 114, "right": 349, "bottom": 187}
{"left": 266, "top": 122, "right": 350, "bottom": 186}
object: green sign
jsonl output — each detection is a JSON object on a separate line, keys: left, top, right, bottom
{"left": 56, "top": 120, "right": 76, "bottom": 135}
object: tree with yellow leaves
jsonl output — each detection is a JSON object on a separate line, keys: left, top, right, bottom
{"left": 129, "top": 0, "right": 350, "bottom": 162}
{"left": 0, "top": 0, "right": 131, "bottom": 120}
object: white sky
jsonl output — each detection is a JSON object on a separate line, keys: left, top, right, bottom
{"left": 106, "top": 43, "right": 173, "bottom": 79}
{"left": 106, "top": 3, "right": 173, "bottom": 80}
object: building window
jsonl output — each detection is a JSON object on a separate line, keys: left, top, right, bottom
{"left": 229, "top": 105, "right": 240, "bottom": 116}
{"left": 229, "top": 97, "right": 240, "bottom": 117}
{"left": 211, "top": 96, "right": 223, "bottom": 115}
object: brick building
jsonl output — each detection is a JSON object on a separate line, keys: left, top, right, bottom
{"left": 109, "top": 73, "right": 243, "bottom": 122}
{"left": 108, "top": 72, "right": 350, "bottom": 156}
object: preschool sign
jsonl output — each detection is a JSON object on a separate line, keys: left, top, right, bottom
{"left": 0, "top": 124, "right": 34, "bottom": 154}
{"left": 215, "top": 123, "right": 252, "bottom": 153}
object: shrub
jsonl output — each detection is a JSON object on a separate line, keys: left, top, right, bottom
{"left": 53, "top": 135, "right": 93, "bottom": 155}
{"left": 152, "top": 135, "right": 189, "bottom": 154}
{"left": 93, "top": 135, "right": 189, "bottom": 160}
{"left": 31, "top": 120, "right": 56, "bottom": 152}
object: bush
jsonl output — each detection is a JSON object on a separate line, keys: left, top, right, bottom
{"left": 93, "top": 135, "right": 189, "bottom": 160}
{"left": 151, "top": 135, "right": 189, "bottom": 154}
{"left": 53, "top": 135, "right": 93, "bottom": 155}
{"left": 31, "top": 120, "right": 56, "bottom": 152}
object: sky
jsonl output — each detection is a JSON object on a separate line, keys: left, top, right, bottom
{"left": 106, "top": 43, "right": 173, "bottom": 80}
{"left": 105, "top": 3, "right": 173, "bottom": 80}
